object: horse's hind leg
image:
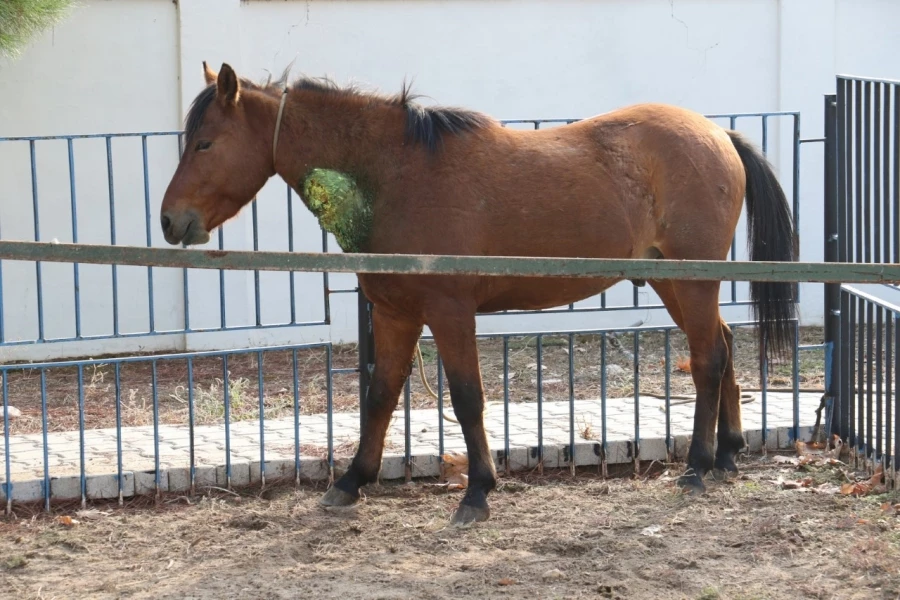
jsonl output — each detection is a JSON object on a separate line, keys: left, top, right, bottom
{"left": 714, "top": 321, "right": 745, "bottom": 476}
{"left": 426, "top": 304, "right": 496, "bottom": 524}
{"left": 321, "top": 304, "right": 422, "bottom": 506}
{"left": 669, "top": 281, "right": 730, "bottom": 494}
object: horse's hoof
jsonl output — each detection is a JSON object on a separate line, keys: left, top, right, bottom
{"left": 712, "top": 457, "right": 739, "bottom": 481}
{"left": 676, "top": 470, "right": 707, "bottom": 496}
{"left": 451, "top": 503, "right": 490, "bottom": 526}
{"left": 711, "top": 468, "right": 737, "bottom": 482}
{"left": 320, "top": 485, "right": 360, "bottom": 507}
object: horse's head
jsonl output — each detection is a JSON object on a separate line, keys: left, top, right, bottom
{"left": 160, "top": 62, "right": 276, "bottom": 245}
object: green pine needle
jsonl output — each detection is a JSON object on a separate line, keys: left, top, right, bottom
{"left": 0, "top": 0, "right": 76, "bottom": 59}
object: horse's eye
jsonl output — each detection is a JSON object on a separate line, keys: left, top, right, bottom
{"left": 195, "top": 140, "right": 212, "bottom": 152}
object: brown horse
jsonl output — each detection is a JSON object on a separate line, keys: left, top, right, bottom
{"left": 160, "top": 62, "right": 796, "bottom": 524}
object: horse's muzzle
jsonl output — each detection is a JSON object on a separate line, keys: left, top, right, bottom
{"left": 160, "top": 209, "right": 210, "bottom": 246}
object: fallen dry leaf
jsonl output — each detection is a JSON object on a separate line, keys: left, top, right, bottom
{"left": 442, "top": 453, "right": 469, "bottom": 490}
{"left": 498, "top": 578, "right": 516, "bottom": 586}
{"left": 675, "top": 356, "right": 691, "bottom": 373}
{"left": 880, "top": 502, "right": 899, "bottom": 516}
{"left": 840, "top": 464, "right": 885, "bottom": 497}
{"left": 57, "top": 516, "right": 79, "bottom": 527}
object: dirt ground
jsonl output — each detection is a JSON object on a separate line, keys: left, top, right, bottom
{"left": 2, "top": 452, "right": 899, "bottom": 600}
{"left": 2, "top": 327, "right": 825, "bottom": 436}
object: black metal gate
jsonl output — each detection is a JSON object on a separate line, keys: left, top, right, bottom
{"left": 825, "top": 75, "right": 899, "bottom": 484}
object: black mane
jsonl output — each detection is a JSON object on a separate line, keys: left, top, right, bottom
{"left": 183, "top": 72, "right": 494, "bottom": 153}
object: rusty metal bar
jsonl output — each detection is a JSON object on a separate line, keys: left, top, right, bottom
{"left": 0, "top": 240, "right": 899, "bottom": 284}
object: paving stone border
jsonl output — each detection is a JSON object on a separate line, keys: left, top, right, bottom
{"left": 1, "top": 392, "right": 821, "bottom": 504}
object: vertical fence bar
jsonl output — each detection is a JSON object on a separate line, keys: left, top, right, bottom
{"left": 141, "top": 136, "right": 156, "bottom": 332}
{"left": 633, "top": 332, "right": 640, "bottom": 472}
{"left": 849, "top": 294, "right": 857, "bottom": 450}
{"left": 404, "top": 378, "right": 411, "bottom": 482}
{"left": 600, "top": 333, "right": 608, "bottom": 478}
{"left": 67, "top": 138, "right": 82, "bottom": 339}
{"left": 106, "top": 136, "right": 120, "bottom": 337}
{"left": 218, "top": 228, "right": 226, "bottom": 329}
{"left": 30, "top": 141, "right": 44, "bottom": 341}
{"left": 287, "top": 187, "right": 297, "bottom": 324}
{"left": 114, "top": 363, "right": 124, "bottom": 505}
{"left": 77, "top": 365, "right": 86, "bottom": 507}
{"left": 876, "top": 308, "right": 884, "bottom": 464}
{"left": 502, "top": 337, "right": 510, "bottom": 476}
{"left": 326, "top": 345, "right": 334, "bottom": 481}
{"left": 886, "top": 317, "right": 893, "bottom": 482}
{"left": 40, "top": 370, "right": 49, "bottom": 512}
{"left": 855, "top": 80, "right": 863, "bottom": 264}
{"left": 177, "top": 134, "right": 190, "bottom": 332}
{"left": 252, "top": 201, "right": 262, "bottom": 327}
{"left": 536, "top": 335, "right": 544, "bottom": 473}
{"left": 664, "top": 330, "right": 672, "bottom": 461}
{"left": 187, "top": 357, "right": 196, "bottom": 494}
{"left": 292, "top": 348, "right": 300, "bottom": 484}
{"left": 257, "top": 351, "right": 266, "bottom": 488}
{"left": 151, "top": 360, "right": 160, "bottom": 498}
{"left": 874, "top": 83, "right": 882, "bottom": 264}
{"left": 568, "top": 333, "right": 575, "bottom": 475}
{"left": 866, "top": 302, "right": 874, "bottom": 465}
{"left": 824, "top": 93, "right": 842, "bottom": 439}
{"left": 223, "top": 355, "right": 232, "bottom": 488}
{"left": 857, "top": 297, "right": 865, "bottom": 463}
{"left": 3, "top": 372, "right": 10, "bottom": 514}
{"left": 729, "top": 115, "right": 737, "bottom": 303}
{"left": 321, "top": 229, "right": 332, "bottom": 324}
{"left": 437, "top": 356, "right": 445, "bottom": 471}
{"left": 792, "top": 323, "right": 800, "bottom": 442}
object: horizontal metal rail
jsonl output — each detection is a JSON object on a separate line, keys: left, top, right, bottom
{"left": 1, "top": 240, "right": 899, "bottom": 283}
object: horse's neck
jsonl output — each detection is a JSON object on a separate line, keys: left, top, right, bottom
{"left": 275, "top": 95, "right": 403, "bottom": 189}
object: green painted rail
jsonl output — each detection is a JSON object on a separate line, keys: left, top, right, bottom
{"left": 1, "top": 240, "right": 899, "bottom": 284}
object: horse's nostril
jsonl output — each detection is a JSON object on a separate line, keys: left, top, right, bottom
{"left": 161, "top": 215, "right": 171, "bottom": 231}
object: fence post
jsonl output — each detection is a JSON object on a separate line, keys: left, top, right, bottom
{"left": 823, "top": 92, "right": 843, "bottom": 440}
{"left": 357, "top": 288, "right": 376, "bottom": 430}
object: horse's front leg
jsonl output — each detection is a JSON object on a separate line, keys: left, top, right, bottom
{"left": 320, "top": 304, "right": 422, "bottom": 506}
{"left": 427, "top": 305, "right": 497, "bottom": 525}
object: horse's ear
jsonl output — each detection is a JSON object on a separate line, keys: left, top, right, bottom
{"left": 202, "top": 61, "right": 217, "bottom": 86}
{"left": 215, "top": 63, "right": 241, "bottom": 106}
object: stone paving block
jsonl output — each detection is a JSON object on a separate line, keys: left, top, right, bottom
{"left": 51, "top": 477, "right": 81, "bottom": 500}
{"left": 1, "top": 479, "right": 43, "bottom": 503}
{"left": 411, "top": 454, "right": 440, "bottom": 479}
{"left": 637, "top": 437, "right": 668, "bottom": 462}
{"left": 250, "top": 459, "right": 293, "bottom": 484}
{"left": 167, "top": 468, "right": 192, "bottom": 492}
{"left": 135, "top": 470, "right": 169, "bottom": 496}
{"left": 605, "top": 440, "right": 631, "bottom": 465}
{"left": 541, "top": 445, "right": 562, "bottom": 469}
{"left": 745, "top": 429, "right": 764, "bottom": 452}
{"left": 86, "top": 473, "right": 128, "bottom": 500}
{"left": 215, "top": 462, "right": 250, "bottom": 488}
{"left": 505, "top": 446, "right": 529, "bottom": 473}
{"left": 298, "top": 458, "right": 328, "bottom": 482}
{"left": 574, "top": 442, "right": 602, "bottom": 468}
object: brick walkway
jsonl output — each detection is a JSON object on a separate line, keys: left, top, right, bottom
{"left": 1, "top": 391, "right": 820, "bottom": 504}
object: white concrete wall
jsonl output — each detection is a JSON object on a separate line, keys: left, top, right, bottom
{"left": 1, "top": 0, "right": 899, "bottom": 361}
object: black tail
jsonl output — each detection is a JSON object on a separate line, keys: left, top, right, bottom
{"left": 727, "top": 130, "right": 797, "bottom": 361}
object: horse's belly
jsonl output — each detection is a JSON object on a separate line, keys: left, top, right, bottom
{"left": 476, "top": 276, "right": 620, "bottom": 313}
